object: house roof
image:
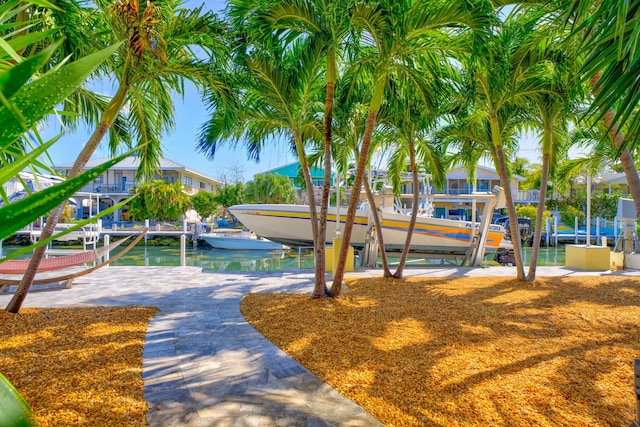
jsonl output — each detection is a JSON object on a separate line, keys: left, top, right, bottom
{"left": 260, "top": 161, "right": 328, "bottom": 178}
{"left": 54, "top": 157, "right": 222, "bottom": 185}
{"left": 599, "top": 172, "right": 627, "bottom": 185}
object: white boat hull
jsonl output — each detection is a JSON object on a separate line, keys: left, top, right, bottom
{"left": 227, "top": 204, "right": 370, "bottom": 247}
{"left": 200, "top": 233, "right": 288, "bottom": 250}
{"left": 228, "top": 204, "right": 505, "bottom": 256}
{"left": 379, "top": 211, "right": 505, "bottom": 255}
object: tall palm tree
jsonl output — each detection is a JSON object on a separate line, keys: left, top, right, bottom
{"left": 522, "top": 22, "right": 579, "bottom": 281}
{"left": 7, "top": 0, "right": 229, "bottom": 312}
{"left": 330, "top": 0, "right": 492, "bottom": 295}
{"left": 230, "top": 0, "right": 355, "bottom": 298}
{"left": 198, "top": 37, "right": 328, "bottom": 295}
{"left": 460, "top": 10, "right": 557, "bottom": 281}
{"left": 330, "top": 71, "right": 394, "bottom": 276}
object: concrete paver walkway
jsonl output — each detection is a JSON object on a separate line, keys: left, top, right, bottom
{"left": 0, "top": 267, "right": 382, "bottom": 426}
{"left": 2, "top": 265, "right": 638, "bottom": 426}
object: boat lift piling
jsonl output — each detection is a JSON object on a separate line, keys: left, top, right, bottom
{"left": 103, "top": 235, "right": 110, "bottom": 266}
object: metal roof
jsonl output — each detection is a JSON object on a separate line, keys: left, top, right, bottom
{"left": 53, "top": 156, "right": 222, "bottom": 184}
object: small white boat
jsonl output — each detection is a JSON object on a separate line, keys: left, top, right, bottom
{"left": 200, "top": 229, "right": 288, "bottom": 251}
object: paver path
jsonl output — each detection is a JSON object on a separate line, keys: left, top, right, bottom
{"left": 3, "top": 265, "right": 638, "bottom": 426}
{"left": 0, "top": 266, "right": 383, "bottom": 427}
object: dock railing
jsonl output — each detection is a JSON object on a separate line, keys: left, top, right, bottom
{"left": 547, "top": 216, "right": 621, "bottom": 246}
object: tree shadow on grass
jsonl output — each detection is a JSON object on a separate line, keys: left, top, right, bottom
{"left": 242, "top": 276, "right": 640, "bottom": 426}
{"left": 0, "top": 306, "right": 157, "bottom": 426}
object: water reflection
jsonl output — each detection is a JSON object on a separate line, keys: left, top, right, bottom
{"left": 110, "top": 246, "right": 316, "bottom": 271}
{"left": 2, "top": 245, "right": 567, "bottom": 272}
{"left": 522, "top": 247, "right": 566, "bottom": 266}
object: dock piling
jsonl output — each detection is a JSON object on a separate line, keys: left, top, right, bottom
{"left": 104, "top": 235, "right": 110, "bottom": 267}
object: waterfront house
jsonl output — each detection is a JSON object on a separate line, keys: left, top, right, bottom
{"left": 53, "top": 157, "right": 222, "bottom": 222}
{"left": 393, "top": 165, "right": 537, "bottom": 218}
{"left": 2, "top": 172, "right": 65, "bottom": 205}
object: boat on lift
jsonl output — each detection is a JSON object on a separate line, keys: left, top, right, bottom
{"left": 228, "top": 184, "right": 507, "bottom": 265}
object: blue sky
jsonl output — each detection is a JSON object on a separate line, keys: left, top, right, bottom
{"left": 46, "top": 0, "right": 545, "bottom": 184}
{"left": 46, "top": 0, "right": 296, "bottom": 184}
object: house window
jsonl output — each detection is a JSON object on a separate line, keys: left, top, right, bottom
{"left": 94, "top": 175, "right": 104, "bottom": 184}
{"left": 450, "top": 183, "right": 459, "bottom": 195}
{"left": 182, "top": 176, "right": 193, "bottom": 187}
{"left": 199, "top": 181, "right": 205, "bottom": 189}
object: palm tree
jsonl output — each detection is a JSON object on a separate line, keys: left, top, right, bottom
{"left": 459, "top": 10, "right": 559, "bottom": 281}
{"left": 198, "top": 37, "right": 328, "bottom": 295}
{"left": 330, "top": 0, "right": 492, "bottom": 295}
{"left": 330, "top": 73, "right": 395, "bottom": 276}
{"left": 7, "top": 0, "right": 229, "bottom": 312}
{"left": 230, "top": 0, "right": 355, "bottom": 298}
{"left": 380, "top": 77, "right": 448, "bottom": 278}
{"left": 522, "top": 23, "right": 579, "bottom": 281}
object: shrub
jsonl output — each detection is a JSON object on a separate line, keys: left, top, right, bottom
{"left": 559, "top": 205, "right": 584, "bottom": 226}
{"left": 515, "top": 205, "right": 551, "bottom": 231}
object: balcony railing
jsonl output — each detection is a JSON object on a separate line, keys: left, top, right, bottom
{"left": 433, "top": 187, "right": 541, "bottom": 202}
{"left": 515, "top": 190, "right": 540, "bottom": 202}
{"left": 93, "top": 183, "right": 135, "bottom": 193}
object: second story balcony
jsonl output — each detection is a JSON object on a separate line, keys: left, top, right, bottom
{"left": 435, "top": 187, "right": 541, "bottom": 203}
{"left": 93, "top": 183, "right": 136, "bottom": 194}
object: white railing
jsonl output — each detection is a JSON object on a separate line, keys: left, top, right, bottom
{"left": 515, "top": 190, "right": 540, "bottom": 202}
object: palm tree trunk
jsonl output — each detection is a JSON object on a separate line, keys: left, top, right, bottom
{"left": 589, "top": 73, "right": 640, "bottom": 217}
{"left": 491, "top": 116, "right": 526, "bottom": 280}
{"left": 312, "top": 78, "right": 335, "bottom": 299}
{"left": 393, "top": 143, "right": 419, "bottom": 278}
{"left": 6, "top": 123, "right": 110, "bottom": 313}
{"left": 293, "top": 131, "right": 323, "bottom": 297}
{"left": 330, "top": 110, "right": 378, "bottom": 296}
{"left": 315, "top": 48, "right": 337, "bottom": 297}
{"left": 363, "top": 178, "right": 392, "bottom": 277}
{"left": 526, "top": 150, "right": 550, "bottom": 282}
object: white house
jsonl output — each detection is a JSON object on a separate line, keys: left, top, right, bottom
{"left": 53, "top": 157, "right": 222, "bottom": 222}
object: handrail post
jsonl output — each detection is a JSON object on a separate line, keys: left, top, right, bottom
{"left": 104, "top": 234, "right": 110, "bottom": 267}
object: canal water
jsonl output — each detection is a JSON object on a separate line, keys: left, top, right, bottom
{"left": 1, "top": 245, "right": 566, "bottom": 272}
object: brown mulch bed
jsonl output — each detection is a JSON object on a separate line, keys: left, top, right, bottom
{"left": 0, "top": 306, "right": 158, "bottom": 427}
{"left": 241, "top": 276, "right": 640, "bottom": 427}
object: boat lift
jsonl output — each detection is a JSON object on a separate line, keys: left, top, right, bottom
{"left": 362, "top": 185, "right": 506, "bottom": 267}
